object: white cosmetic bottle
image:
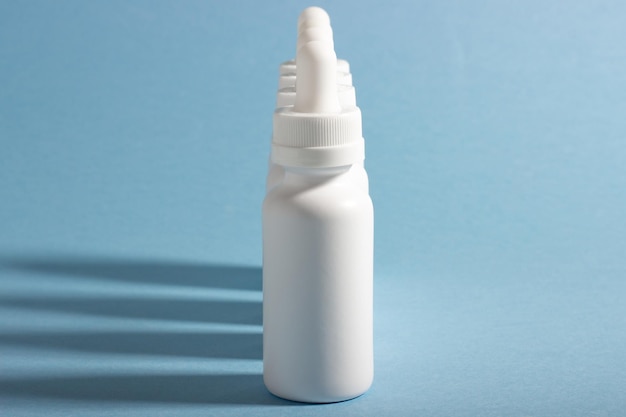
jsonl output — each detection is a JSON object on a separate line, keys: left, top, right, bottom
{"left": 263, "top": 7, "right": 374, "bottom": 404}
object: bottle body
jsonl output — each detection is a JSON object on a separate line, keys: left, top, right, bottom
{"left": 262, "top": 165, "right": 374, "bottom": 403}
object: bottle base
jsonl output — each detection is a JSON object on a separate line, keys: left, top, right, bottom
{"left": 264, "top": 376, "right": 372, "bottom": 404}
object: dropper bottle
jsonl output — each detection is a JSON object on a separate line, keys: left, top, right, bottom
{"left": 263, "top": 7, "right": 374, "bottom": 403}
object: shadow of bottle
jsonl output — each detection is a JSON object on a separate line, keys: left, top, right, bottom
{"left": 0, "top": 255, "right": 294, "bottom": 406}
{"left": 3, "top": 256, "right": 262, "bottom": 291}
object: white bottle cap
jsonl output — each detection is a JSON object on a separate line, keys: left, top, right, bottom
{"left": 272, "top": 9, "right": 363, "bottom": 168}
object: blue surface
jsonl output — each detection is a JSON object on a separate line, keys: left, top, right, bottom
{"left": 1, "top": 1, "right": 625, "bottom": 415}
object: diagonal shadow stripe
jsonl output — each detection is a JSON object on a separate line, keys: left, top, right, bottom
{"left": 0, "top": 374, "right": 299, "bottom": 405}
{"left": 0, "top": 331, "right": 262, "bottom": 360}
{"left": 2, "top": 257, "right": 262, "bottom": 291}
{"left": 0, "top": 297, "right": 262, "bottom": 325}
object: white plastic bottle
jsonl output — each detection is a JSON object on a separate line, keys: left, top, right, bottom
{"left": 263, "top": 7, "right": 374, "bottom": 403}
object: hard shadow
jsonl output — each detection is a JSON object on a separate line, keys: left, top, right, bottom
{"left": 2, "top": 256, "right": 261, "bottom": 291}
{"left": 0, "top": 255, "right": 277, "bottom": 406}
{"left": 0, "top": 297, "right": 262, "bottom": 325}
{"left": 0, "top": 374, "right": 297, "bottom": 405}
{"left": 0, "top": 331, "right": 262, "bottom": 359}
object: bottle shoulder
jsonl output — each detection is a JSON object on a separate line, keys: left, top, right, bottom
{"left": 263, "top": 172, "right": 372, "bottom": 219}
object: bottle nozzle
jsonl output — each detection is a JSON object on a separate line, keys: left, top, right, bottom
{"left": 294, "top": 41, "right": 340, "bottom": 114}
{"left": 294, "top": 8, "right": 340, "bottom": 114}
{"left": 296, "top": 26, "right": 334, "bottom": 51}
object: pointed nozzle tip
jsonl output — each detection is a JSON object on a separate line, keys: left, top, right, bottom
{"left": 298, "top": 7, "right": 330, "bottom": 31}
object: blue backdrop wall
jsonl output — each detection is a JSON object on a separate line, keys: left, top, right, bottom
{"left": 2, "top": 1, "right": 624, "bottom": 274}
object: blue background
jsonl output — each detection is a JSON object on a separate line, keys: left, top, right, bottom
{"left": 1, "top": 0, "right": 625, "bottom": 415}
